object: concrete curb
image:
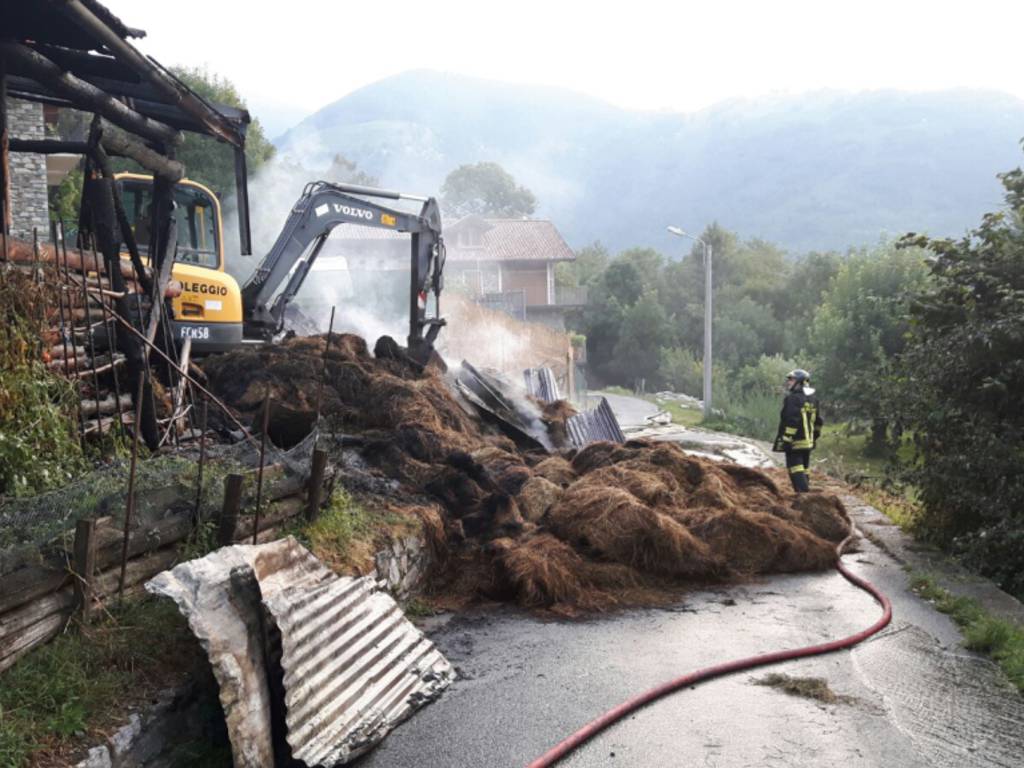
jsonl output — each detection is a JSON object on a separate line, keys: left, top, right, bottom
{"left": 845, "top": 495, "right": 1024, "bottom": 626}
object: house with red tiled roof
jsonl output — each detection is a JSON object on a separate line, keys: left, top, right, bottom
{"left": 314, "top": 214, "right": 586, "bottom": 329}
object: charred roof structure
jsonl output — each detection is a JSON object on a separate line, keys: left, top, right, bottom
{"left": 0, "top": 0, "right": 253, "bottom": 252}
{"left": 1, "top": 0, "right": 258, "bottom": 449}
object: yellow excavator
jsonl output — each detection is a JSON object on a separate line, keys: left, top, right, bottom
{"left": 114, "top": 172, "right": 447, "bottom": 363}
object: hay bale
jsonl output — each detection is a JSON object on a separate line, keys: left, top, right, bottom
{"left": 721, "top": 464, "right": 783, "bottom": 497}
{"left": 644, "top": 443, "right": 712, "bottom": 489}
{"left": 547, "top": 486, "right": 718, "bottom": 577}
{"left": 685, "top": 508, "right": 837, "bottom": 574}
{"left": 570, "top": 441, "right": 637, "bottom": 474}
{"left": 489, "top": 534, "right": 586, "bottom": 607}
{"left": 516, "top": 476, "right": 564, "bottom": 522}
{"left": 532, "top": 456, "right": 577, "bottom": 487}
{"left": 578, "top": 464, "right": 681, "bottom": 508}
{"left": 790, "top": 494, "right": 853, "bottom": 543}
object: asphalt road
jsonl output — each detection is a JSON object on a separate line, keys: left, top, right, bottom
{"left": 358, "top": 396, "right": 1024, "bottom": 768}
{"left": 359, "top": 515, "right": 1024, "bottom": 768}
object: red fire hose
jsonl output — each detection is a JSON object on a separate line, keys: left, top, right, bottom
{"left": 526, "top": 536, "right": 893, "bottom": 768}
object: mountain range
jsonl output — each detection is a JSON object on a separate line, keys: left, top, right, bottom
{"left": 275, "top": 71, "right": 1024, "bottom": 254}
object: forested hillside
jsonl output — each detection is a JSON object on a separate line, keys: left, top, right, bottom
{"left": 276, "top": 71, "right": 1024, "bottom": 252}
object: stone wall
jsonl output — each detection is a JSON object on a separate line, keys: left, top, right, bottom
{"left": 6, "top": 97, "right": 50, "bottom": 241}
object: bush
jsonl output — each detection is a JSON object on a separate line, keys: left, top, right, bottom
{"left": 659, "top": 347, "right": 702, "bottom": 397}
{"left": 893, "top": 157, "right": 1024, "bottom": 598}
{"left": 0, "top": 269, "right": 84, "bottom": 496}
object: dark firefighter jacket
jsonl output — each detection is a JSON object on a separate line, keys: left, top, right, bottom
{"left": 773, "top": 386, "right": 823, "bottom": 452}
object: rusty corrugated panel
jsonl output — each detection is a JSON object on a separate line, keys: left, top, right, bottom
{"left": 147, "top": 538, "right": 453, "bottom": 768}
{"left": 566, "top": 396, "right": 626, "bottom": 447}
{"left": 523, "top": 367, "right": 560, "bottom": 403}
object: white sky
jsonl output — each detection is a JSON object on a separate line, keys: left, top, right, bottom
{"left": 126, "top": 0, "right": 1024, "bottom": 137}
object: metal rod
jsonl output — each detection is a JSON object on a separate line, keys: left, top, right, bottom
{"left": 73, "top": 225, "right": 106, "bottom": 436}
{"left": 61, "top": 221, "right": 103, "bottom": 430}
{"left": 703, "top": 242, "right": 713, "bottom": 419}
{"left": 118, "top": 372, "right": 146, "bottom": 603}
{"left": 314, "top": 305, "right": 336, "bottom": 446}
{"left": 83, "top": 298, "right": 259, "bottom": 446}
{"left": 193, "top": 399, "right": 208, "bottom": 522}
{"left": 56, "top": 222, "right": 87, "bottom": 447}
{"left": 252, "top": 392, "right": 271, "bottom": 545}
{"left": 87, "top": 219, "right": 124, "bottom": 437}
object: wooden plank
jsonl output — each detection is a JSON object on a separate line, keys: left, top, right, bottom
{"left": 0, "top": 612, "right": 67, "bottom": 674}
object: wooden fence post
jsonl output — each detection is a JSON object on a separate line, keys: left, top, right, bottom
{"left": 218, "top": 474, "right": 244, "bottom": 546}
{"left": 73, "top": 518, "right": 97, "bottom": 624}
{"left": 306, "top": 449, "right": 329, "bottom": 522}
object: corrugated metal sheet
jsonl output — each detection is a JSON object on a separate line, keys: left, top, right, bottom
{"left": 147, "top": 538, "right": 453, "bottom": 767}
{"left": 457, "top": 360, "right": 553, "bottom": 452}
{"left": 566, "top": 396, "right": 626, "bottom": 447}
{"left": 523, "top": 367, "right": 560, "bottom": 403}
{"left": 263, "top": 560, "right": 452, "bottom": 765}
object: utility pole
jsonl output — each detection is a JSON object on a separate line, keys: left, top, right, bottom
{"left": 667, "top": 226, "right": 713, "bottom": 419}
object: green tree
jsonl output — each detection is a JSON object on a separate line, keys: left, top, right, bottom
{"left": 612, "top": 293, "right": 673, "bottom": 385}
{"left": 441, "top": 162, "right": 536, "bottom": 217}
{"left": 165, "top": 66, "right": 276, "bottom": 197}
{"left": 556, "top": 242, "right": 610, "bottom": 288}
{"left": 602, "top": 260, "right": 643, "bottom": 306}
{"left": 807, "top": 242, "right": 929, "bottom": 450}
{"left": 892, "top": 155, "right": 1024, "bottom": 595}
{"left": 48, "top": 167, "right": 83, "bottom": 228}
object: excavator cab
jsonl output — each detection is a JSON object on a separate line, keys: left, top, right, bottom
{"left": 115, "top": 173, "right": 244, "bottom": 351}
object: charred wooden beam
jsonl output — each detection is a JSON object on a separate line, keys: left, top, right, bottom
{"left": 0, "top": 41, "right": 181, "bottom": 146}
{"left": 9, "top": 137, "right": 89, "bottom": 154}
{"left": 98, "top": 123, "right": 183, "bottom": 180}
{"left": 58, "top": 0, "right": 243, "bottom": 147}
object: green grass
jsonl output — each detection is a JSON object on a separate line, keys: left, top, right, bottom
{"left": 909, "top": 572, "right": 1024, "bottom": 692}
{"left": 0, "top": 598, "right": 197, "bottom": 767}
{"left": 288, "top": 488, "right": 419, "bottom": 574}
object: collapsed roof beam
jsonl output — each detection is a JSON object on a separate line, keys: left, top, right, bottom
{"left": 56, "top": 0, "right": 244, "bottom": 147}
{"left": 0, "top": 41, "right": 181, "bottom": 147}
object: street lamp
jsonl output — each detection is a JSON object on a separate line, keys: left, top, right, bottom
{"left": 667, "top": 225, "right": 713, "bottom": 419}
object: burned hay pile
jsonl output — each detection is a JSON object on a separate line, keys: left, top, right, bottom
{"left": 202, "top": 335, "right": 852, "bottom": 612}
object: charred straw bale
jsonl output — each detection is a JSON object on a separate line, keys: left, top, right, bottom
{"left": 788, "top": 493, "right": 853, "bottom": 543}
{"left": 547, "top": 484, "right": 720, "bottom": 577}
{"left": 201, "top": 334, "right": 850, "bottom": 613}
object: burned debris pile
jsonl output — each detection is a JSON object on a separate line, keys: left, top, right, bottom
{"left": 202, "top": 334, "right": 852, "bottom": 612}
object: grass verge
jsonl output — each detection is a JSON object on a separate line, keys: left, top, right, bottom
{"left": 289, "top": 488, "right": 420, "bottom": 575}
{"left": 908, "top": 571, "right": 1024, "bottom": 692}
{"left": 0, "top": 598, "right": 198, "bottom": 768}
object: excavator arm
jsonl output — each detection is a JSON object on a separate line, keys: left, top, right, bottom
{"left": 240, "top": 181, "right": 446, "bottom": 362}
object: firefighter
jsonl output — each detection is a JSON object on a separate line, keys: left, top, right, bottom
{"left": 773, "top": 369, "right": 822, "bottom": 492}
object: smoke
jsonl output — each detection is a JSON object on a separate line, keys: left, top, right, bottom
{"left": 220, "top": 97, "right": 574, "bottom": 381}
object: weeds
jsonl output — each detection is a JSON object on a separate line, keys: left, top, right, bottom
{"left": 909, "top": 571, "right": 1024, "bottom": 691}
{"left": 0, "top": 598, "right": 198, "bottom": 767}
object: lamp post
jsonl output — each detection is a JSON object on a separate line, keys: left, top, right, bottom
{"left": 667, "top": 225, "right": 712, "bottom": 419}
